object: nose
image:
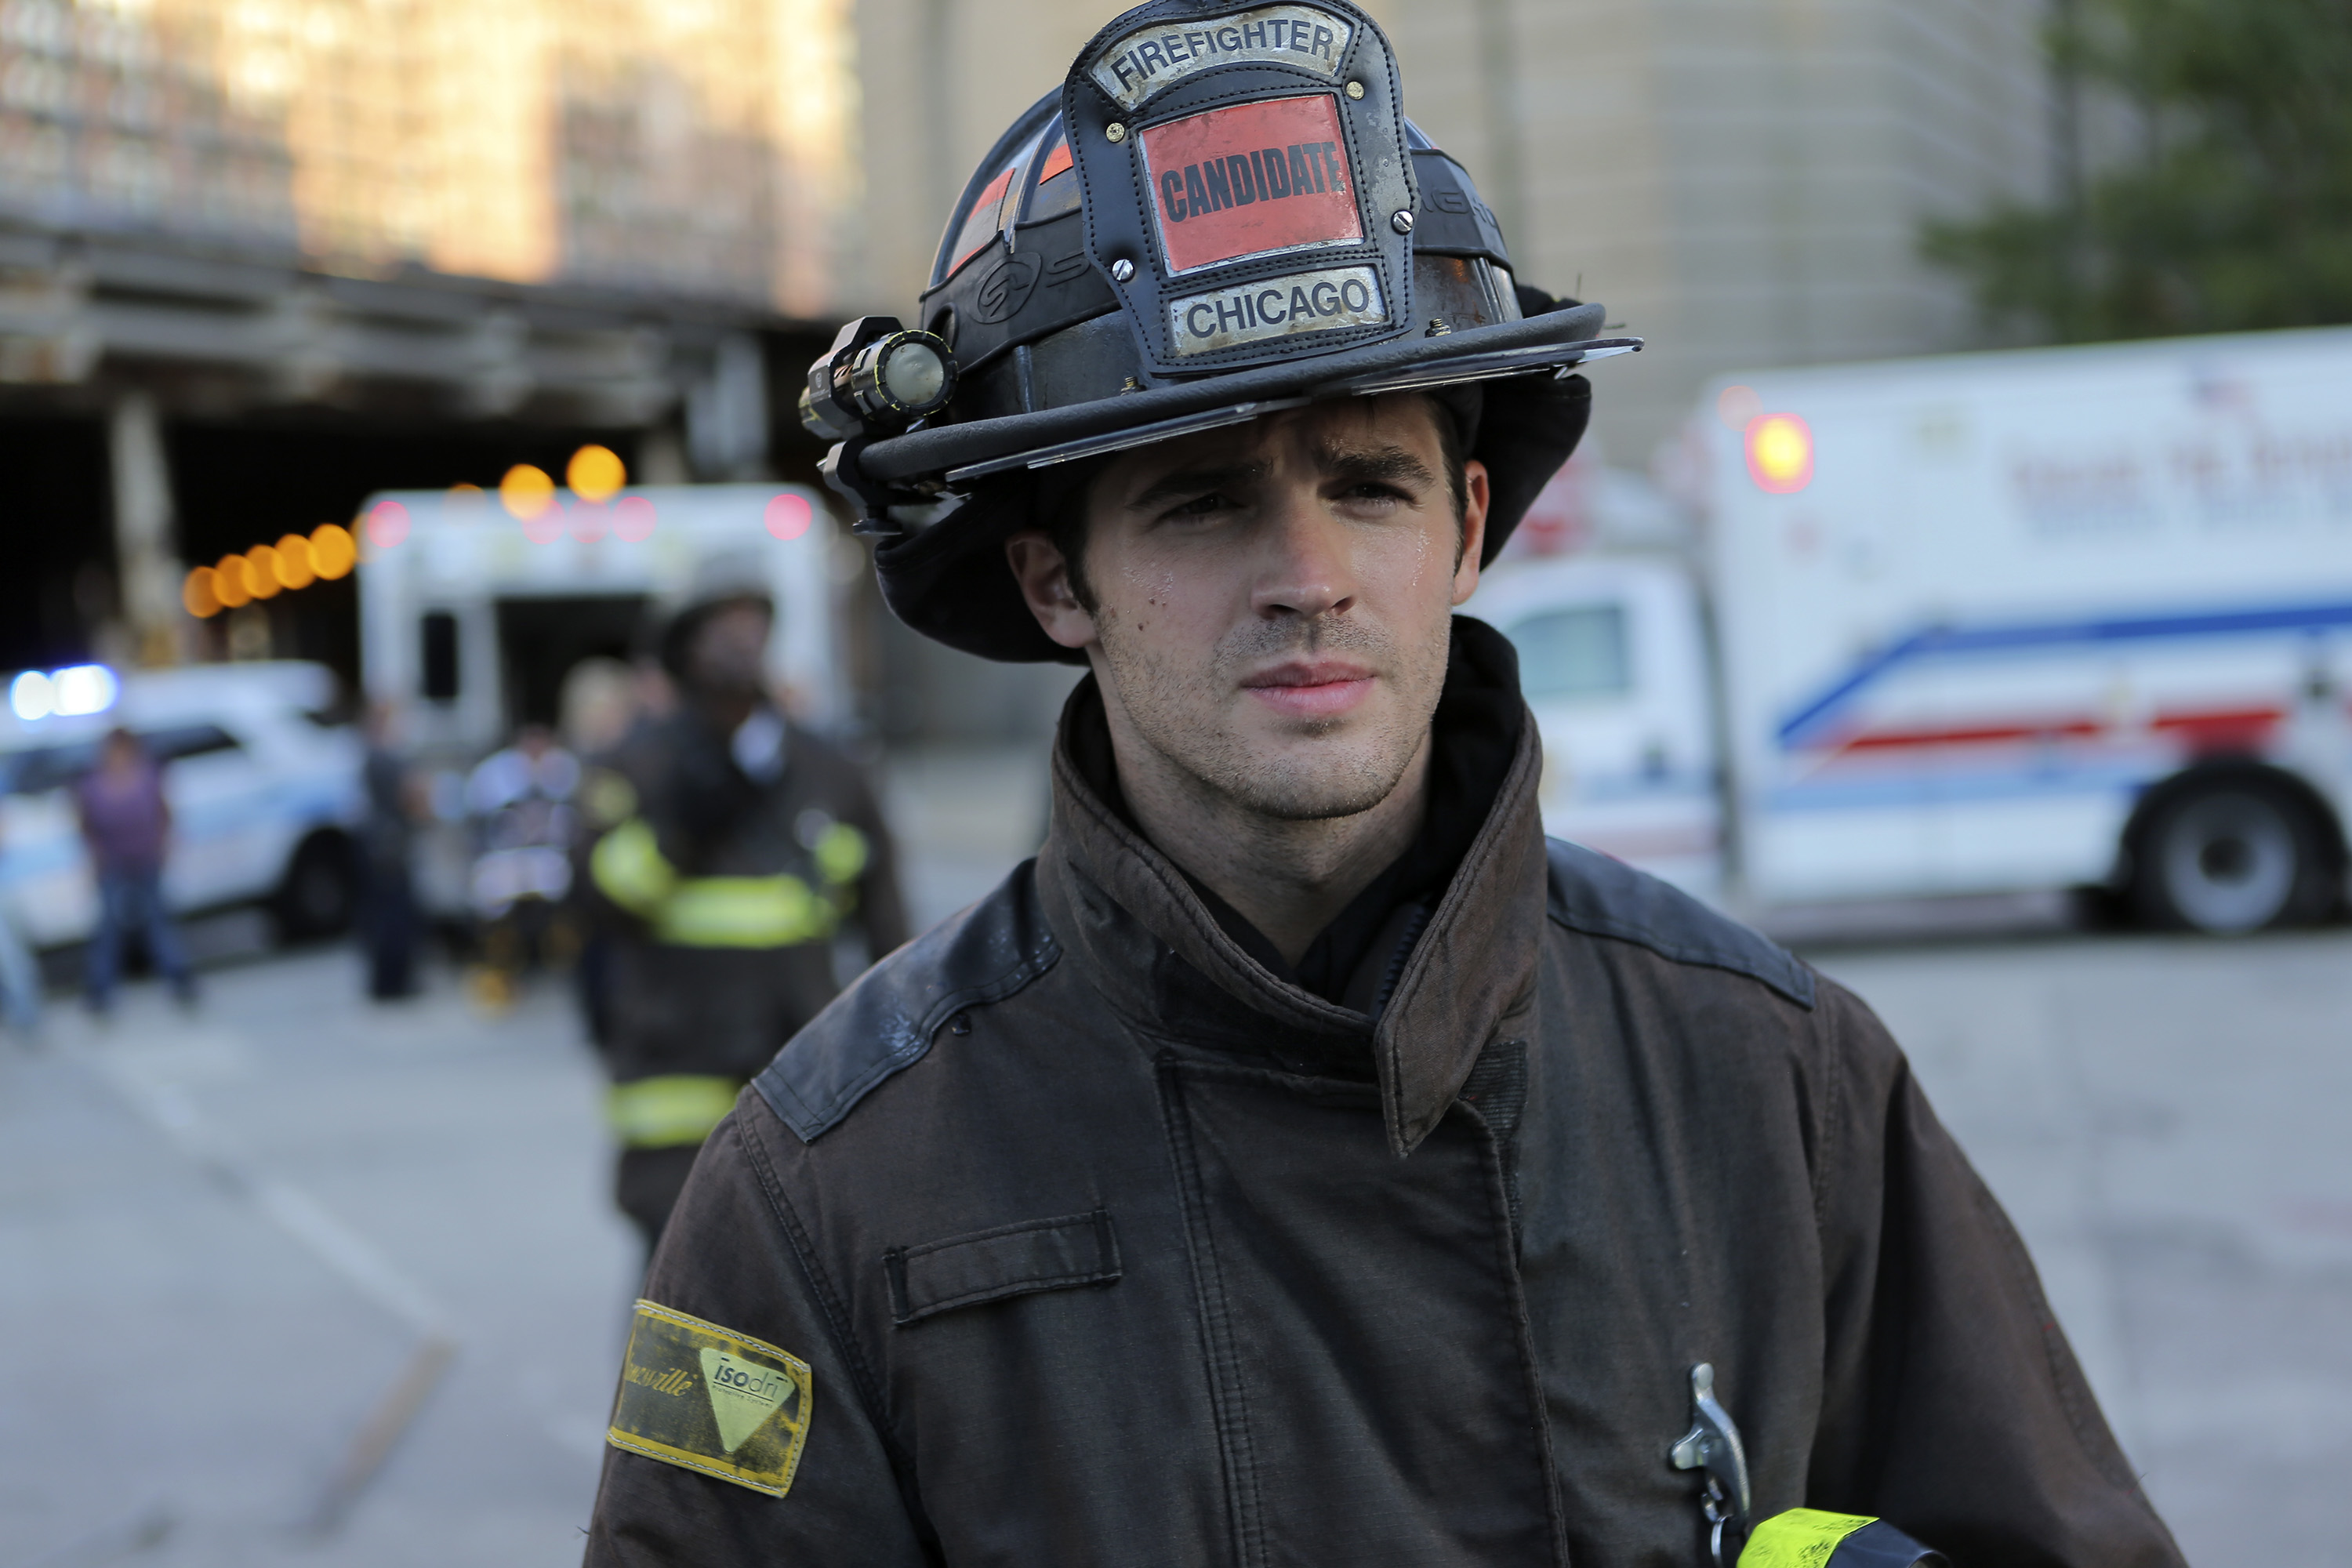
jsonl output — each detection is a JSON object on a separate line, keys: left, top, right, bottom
{"left": 1249, "top": 495, "right": 1356, "bottom": 622}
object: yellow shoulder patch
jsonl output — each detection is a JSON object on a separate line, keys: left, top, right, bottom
{"left": 606, "top": 1299, "right": 813, "bottom": 1497}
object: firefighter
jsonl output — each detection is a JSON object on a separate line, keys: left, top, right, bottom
{"left": 587, "top": 5, "right": 2183, "bottom": 1564}
{"left": 582, "top": 550, "right": 906, "bottom": 1252}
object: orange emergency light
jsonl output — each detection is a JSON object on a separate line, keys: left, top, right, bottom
{"left": 1744, "top": 413, "right": 1814, "bottom": 495}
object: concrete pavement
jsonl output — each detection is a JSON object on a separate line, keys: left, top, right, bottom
{"left": 0, "top": 953, "right": 637, "bottom": 1567}
{"left": 1812, "top": 927, "right": 2352, "bottom": 1566}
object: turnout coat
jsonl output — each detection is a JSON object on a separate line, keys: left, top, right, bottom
{"left": 586, "top": 662, "right": 2182, "bottom": 1566}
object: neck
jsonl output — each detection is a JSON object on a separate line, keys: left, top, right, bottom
{"left": 1102, "top": 703, "right": 1432, "bottom": 967}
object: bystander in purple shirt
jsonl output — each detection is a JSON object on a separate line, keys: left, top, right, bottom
{"left": 74, "top": 746, "right": 170, "bottom": 873}
{"left": 74, "top": 729, "right": 192, "bottom": 1009}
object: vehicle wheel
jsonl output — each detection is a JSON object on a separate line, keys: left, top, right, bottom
{"left": 277, "top": 833, "right": 358, "bottom": 941}
{"left": 2131, "top": 779, "right": 2334, "bottom": 934}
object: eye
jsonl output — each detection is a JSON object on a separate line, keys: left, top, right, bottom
{"left": 1161, "top": 491, "right": 1235, "bottom": 521}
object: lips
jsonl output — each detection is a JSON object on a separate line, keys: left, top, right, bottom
{"left": 1241, "top": 659, "right": 1376, "bottom": 719}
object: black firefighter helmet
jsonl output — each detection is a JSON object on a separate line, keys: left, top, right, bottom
{"left": 804, "top": 0, "right": 1639, "bottom": 664}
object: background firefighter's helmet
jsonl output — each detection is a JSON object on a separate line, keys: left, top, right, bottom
{"left": 810, "top": 0, "right": 1639, "bottom": 664}
{"left": 656, "top": 548, "right": 775, "bottom": 684}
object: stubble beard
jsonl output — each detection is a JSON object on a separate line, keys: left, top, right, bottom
{"left": 1096, "top": 610, "right": 1449, "bottom": 824}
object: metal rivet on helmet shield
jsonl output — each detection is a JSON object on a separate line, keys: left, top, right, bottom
{"left": 1391, "top": 210, "right": 1414, "bottom": 234}
{"left": 1105, "top": 122, "right": 1127, "bottom": 143}
{"left": 1109, "top": 258, "right": 1136, "bottom": 282}
{"left": 1345, "top": 80, "right": 1365, "bottom": 99}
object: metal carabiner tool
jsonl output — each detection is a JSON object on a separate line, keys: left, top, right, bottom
{"left": 1670, "top": 1362, "right": 1751, "bottom": 1567}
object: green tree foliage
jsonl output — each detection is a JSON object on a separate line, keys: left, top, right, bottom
{"left": 1924, "top": 0, "right": 2352, "bottom": 342}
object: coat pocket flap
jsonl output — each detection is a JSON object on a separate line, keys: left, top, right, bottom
{"left": 884, "top": 1210, "right": 1121, "bottom": 1326}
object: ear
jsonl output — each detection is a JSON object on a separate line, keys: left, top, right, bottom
{"left": 1450, "top": 459, "right": 1490, "bottom": 607}
{"left": 1005, "top": 530, "right": 1099, "bottom": 651}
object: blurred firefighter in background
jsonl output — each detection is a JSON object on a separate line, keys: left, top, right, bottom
{"left": 560, "top": 657, "right": 644, "bottom": 1054}
{"left": 358, "top": 701, "right": 426, "bottom": 1001}
{"left": 464, "top": 723, "right": 583, "bottom": 1010}
{"left": 581, "top": 552, "right": 907, "bottom": 1251}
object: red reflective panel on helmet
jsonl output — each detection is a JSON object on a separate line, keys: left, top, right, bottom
{"left": 1141, "top": 94, "right": 1361, "bottom": 274}
{"left": 1028, "top": 133, "right": 1082, "bottom": 221}
{"left": 948, "top": 143, "right": 1033, "bottom": 275}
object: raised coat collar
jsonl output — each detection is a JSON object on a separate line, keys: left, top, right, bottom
{"left": 1035, "top": 626, "right": 1549, "bottom": 1154}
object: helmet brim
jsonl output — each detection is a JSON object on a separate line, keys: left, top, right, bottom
{"left": 873, "top": 333, "right": 1600, "bottom": 664}
{"left": 860, "top": 301, "right": 1621, "bottom": 490}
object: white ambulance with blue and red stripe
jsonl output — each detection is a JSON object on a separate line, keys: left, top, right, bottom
{"left": 1483, "top": 325, "right": 2352, "bottom": 934}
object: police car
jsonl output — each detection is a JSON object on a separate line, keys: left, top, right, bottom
{"left": 0, "top": 660, "right": 365, "bottom": 949}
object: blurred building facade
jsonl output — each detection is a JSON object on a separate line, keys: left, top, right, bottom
{"left": 0, "top": 0, "right": 862, "bottom": 678}
{"left": 0, "top": 0, "right": 858, "bottom": 308}
{"left": 1385, "top": 0, "right": 2053, "bottom": 466}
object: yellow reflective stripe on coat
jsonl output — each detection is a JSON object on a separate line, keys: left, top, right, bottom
{"left": 592, "top": 819, "right": 677, "bottom": 916}
{"left": 653, "top": 873, "right": 832, "bottom": 947}
{"left": 595, "top": 817, "right": 837, "bottom": 949}
{"left": 813, "top": 821, "right": 868, "bottom": 886}
{"left": 608, "top": 1076, "right": 742, "bottom": 1148}
{"left": 1740, "top": 1509, "right": 1878, "bottom": 1567}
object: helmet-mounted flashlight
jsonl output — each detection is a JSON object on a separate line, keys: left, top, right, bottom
{"left": 799, "top": 316, "right": 958, "bottom": 441}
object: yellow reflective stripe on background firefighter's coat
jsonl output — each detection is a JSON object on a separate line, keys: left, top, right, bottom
{"left": 608, "top": 1299, "right": 813, "bottom": 1497}
{"left": 1740, "top": 1509, "right": 1881, "bottom": 1566}
{"left": 590, "top": 819, "right": 677, "bottom": 916}
{"left": 593, "top": 817, "right": 867, "bottom": 948}
{"left": 812, "top": 820, "right": 868, "bottom": 885}
{"left": 607, "top": 1076, "right": 741, "bottom": 1148}
{"left": 654, "top": 874, "right": 829, "bottom": 946}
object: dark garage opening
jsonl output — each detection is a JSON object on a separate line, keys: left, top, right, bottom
{"left": 167, "top": 420, "right": 645, "bottom": 691}
{"left": 0, "top": 416, "right": 115, "bottom": 673}
{"left": 495, "top": 594, "right": 649, "bottom": 730}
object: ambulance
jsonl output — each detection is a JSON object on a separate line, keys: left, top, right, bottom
{"left": 1485, "top": 325, "right": 2352, "bottom": 933}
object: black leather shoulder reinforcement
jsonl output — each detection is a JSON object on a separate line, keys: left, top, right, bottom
{"left": 754, "top": 859, "right": 1062, "bottom": 1141}
{"left": 1544, "top": 837, "right": 1815, "bottom": 1009}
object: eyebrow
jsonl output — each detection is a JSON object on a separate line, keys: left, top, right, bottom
{"left": 1313, "top": 441, "right": 1436, "bottom": 490}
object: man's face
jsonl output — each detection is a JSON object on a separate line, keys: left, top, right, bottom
{"left": 686, "top": 601, "right": 772, "bottom": 697}
{"left": 1008, "top": 395, "right": 1487, "bottom": 822}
